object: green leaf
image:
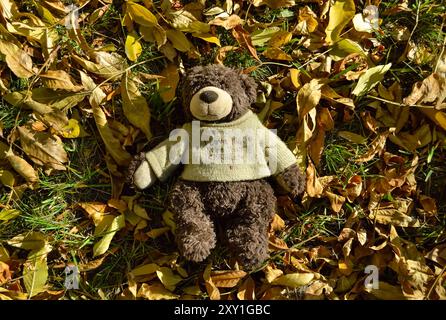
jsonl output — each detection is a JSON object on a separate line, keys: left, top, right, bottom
{"left": 352, "top": 63, "right": 392, "bottom": 96}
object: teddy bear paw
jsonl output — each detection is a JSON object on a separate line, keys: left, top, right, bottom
{"left": 177, "top": 232, "right": 216, "bottom": 263}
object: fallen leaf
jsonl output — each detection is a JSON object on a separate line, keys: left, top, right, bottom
{"left": 231, "top": 25, "right": 260, "bottom": 61}
{"left": 159, "top": 63, "right": 180, "bottom": 103}
{"left": 203, "top": 263, "right": 220, "bottom": 300}
{"left": 325, "top": 0, "right": 356, "bottom": 44}
{"left": 272, "top": 273, "right": 314, "bottom": 288}
{"left": 125, "top": 32, "right": 142, "bottom": 62}
{"left": 18, "top": 125, "right": 68, "bottom": 171}
{"left": 121, "top": 72, "right": 152, "bottom": 139}
{"left": 0, "top": 39, "right": 34, "bottom": 78}
{"left": 211, "top": 270, "right": 247, "bottom": 288}
{"left": 352, "top": 63, "right": 392, "bottom": 96}
{"left": 137, "top": 282, "right": 179, "bottom": 300}
{"left": 93, "top": 214, "right": 125, "bottom": 257}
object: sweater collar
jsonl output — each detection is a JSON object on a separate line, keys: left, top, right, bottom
{"left": 198, "top": 110, "right": 255, "bottom": 128}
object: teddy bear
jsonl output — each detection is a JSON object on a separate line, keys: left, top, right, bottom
{"left": 128, "top": 64, "right": 306, "bottom": 268}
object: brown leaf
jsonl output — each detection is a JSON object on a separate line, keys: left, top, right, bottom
{"left": 5, "top": 150, "right": 38, "bottom": 183}
{"left": 263, "top": 48, "right": 292, "bottom": 61}
{"left": 211, "top": 270, "right": 247, "bottom": 288}
{"left": 403, "top": 73, "right": 446, "bottom": 109}
{"left": 203, "top": 263, "right": 220, "bottom": 300}
{"left": 40, "top": 70, "right": 83, "bottom": 92}
{"left": 121, "top": 72, "right": 152, "bottom": 139}
{"left": 237, "top": 277, "right": 256, "bottom": 300}
{"left": 354, "top": 131, "right": 389, "bottom": 163}
{"left": 17, "top": 125, "right": 67, "bottom": 171}
{"left": 0, "top": 39, "right": 34, "bottom": 78}
{"left": 209, "top": 14, "right": 242, "bottom": 30}
{"left": 159, "top": 64, "right": 180, "bottom": 103}
{"left": 231, "top": 25, "right": 260, "bottom": 61}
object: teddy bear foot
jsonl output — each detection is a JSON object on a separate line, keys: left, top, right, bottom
{"left": 177, "top": 231, "right": 216, "bottom": 263}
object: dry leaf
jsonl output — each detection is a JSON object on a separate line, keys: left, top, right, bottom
{"left": 121, "top": 72, "right": 152, "bottom": 139}
{"left": 211, "top": 270, "right": 247, "bottom": 288}
{"left": 159, "top": 63, "right": 180, "bottom": 103}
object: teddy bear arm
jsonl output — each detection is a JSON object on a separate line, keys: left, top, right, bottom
{"left": 274, "top": 163, "right": 306, "bottom": 197}
{"left": 127, "top": 152, "right": 157, "bottom": 190}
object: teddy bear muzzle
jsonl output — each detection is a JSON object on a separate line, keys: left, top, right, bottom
{"left": 190, "top": 86, "right": 233, "bottom": 121}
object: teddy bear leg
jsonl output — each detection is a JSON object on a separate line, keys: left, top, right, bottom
{"left": 225, "top": 181, "right": 276, "bottom": 269}
{"left": 168, "top": 180, "right": 216, "bottom": 263}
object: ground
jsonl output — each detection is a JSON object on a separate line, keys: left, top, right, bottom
{"left": 0, "top": 0, "right": 445, "bottom": 300}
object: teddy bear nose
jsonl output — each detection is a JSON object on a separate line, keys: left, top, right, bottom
{"left": 199, "top": 90, "right": 218, "bottom": 103}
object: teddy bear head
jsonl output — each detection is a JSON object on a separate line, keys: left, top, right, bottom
{"left": 180, "top": 64, "right": 258, "bottom": 123}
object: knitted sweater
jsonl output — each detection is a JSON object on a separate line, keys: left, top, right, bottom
{"left": 145, "top": 110, "right": 297, "bottom": 182}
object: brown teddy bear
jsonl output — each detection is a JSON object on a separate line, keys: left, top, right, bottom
{"left": 128, "top": 64, "right": 305, "bottom": 268}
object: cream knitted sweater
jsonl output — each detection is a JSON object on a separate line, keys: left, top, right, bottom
{"left": 145, "top": 110, "right": 297, "bottom": 182}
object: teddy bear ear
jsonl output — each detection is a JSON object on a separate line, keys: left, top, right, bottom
{"left": 240, "top": 73, "right": 258, "bottom": 105}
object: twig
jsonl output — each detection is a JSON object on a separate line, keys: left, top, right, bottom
{"left": 425, "top": 264, "right": 446, "bottom": 300}
{"left": 365, "top": 94, "right": 434, "bottom": 109}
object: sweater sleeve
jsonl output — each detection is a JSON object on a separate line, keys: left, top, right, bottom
{"left": 264, "top": 129, "right": 297, "bottom": 175}
{"left": 144, "top": 125, "right": 189, "bottom": 182}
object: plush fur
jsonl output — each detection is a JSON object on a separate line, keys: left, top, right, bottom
{"left": 128, "top": 64, "right": 306, "bottom": 269}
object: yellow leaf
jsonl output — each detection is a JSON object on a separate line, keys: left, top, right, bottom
{"left": 137, "top": 282, "right": 179, "bottom": 300}
{"left": 251, "top": 0, "right": 295, "bottom": 9}
{"left": 7, "top": 232, "right": 46, "bottom": 250}
{"left": 295, "top": 6, "right": 318, "bottom": 35}
{"left": 325, "top": 0, "right": 356, "bottom": 44}
{"left": 352, "top": 63, "right": 392, "bottom": 96}
{"left": 263, "top": 47, "right": 292, "bottom": 61}
{"left": 93, "top": 214, "right": 125, "bottom": 257}
{"left": 121, "top": 72, "right": 152, "bottom": 140}
{"left": 80, "top": 71, "right": 132, "bottom": 166}
{"left": 126, "top": 1, "right": 158, "bottom": 27}
{"left": 17, "top": 125, "right": 68, "bottom": 171}
{"left": 211, "top": 270, "right": 247, "bottom": 288}
{"left": 156, "top": 267, "right": 183, "bottom": 291}
{"left": 264, "top": 265, "right": 283, "bottom": 283}
{"left": 272, "top": 273, "right": 314, "bottom": 288}
{"left": 5, "top": 150, "right": 38, "bottom": 183}
{"left": 0, "top": 169, "right": 15, "bottom": 188}
{"left": 0, "top": 245, "right": 9, "bottom": 262}
{"left": 130, "top": 263, "right": 159, "bottom": 277}
{"left": 23, "top": 243, "right": 51, "bottom": 298}
{"left": 159, "top": 63, "right": 180, "bottom": 103}
{"left": 162, "top": 210, "right": 176, "bottom": 232}
{"left": 268, "top": 31, "right": 292, "bottom": 48}
{"left": 125, "top": 32, "right": 142, "bottom": 61}
{"left": 40, "top": 70, "right": 83, "bottom": 92}
{"left": 338, "top": 131, "right": 367, "bottom": 144}
{"left": 166, "top": 29, "right": 192, "bottom": 52}
{"left": 0, "top": 39, "right": 34, "bottom": 78}
{"left": 203, "top": 263, "right": 220, "bottom": 300}
{"left": 0, "top": 209, "right": 21, "bottom": 221}
{"left": 237, "top": 277, "right": 256, "bottom": 300}
{"left": 192, "top": 33, "right": 221, "bottom": 46}
{"left": 296, "top": 79, "right": 323, "bottom": 120}
{"left": 147, "top": 227, "right": 170, "bottom": 239}
{"left": 60, "top": 119, "right": 81, "bottom": 139}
